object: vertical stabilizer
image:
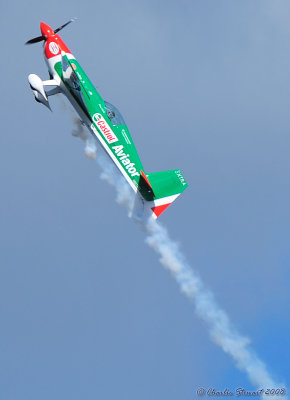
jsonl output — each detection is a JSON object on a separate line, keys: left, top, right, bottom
{"left": 141, "top": 169, "right": 188, "bottom": 218}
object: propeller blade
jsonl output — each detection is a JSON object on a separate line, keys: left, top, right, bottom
{"left": 25, "top": 18, "right": 76, "bottom": 45}
{"left": 25, "top": 35, "right": 45, "bottom": 45}
{"left": 54, "top": 18, "right": 76, "bottom": 34}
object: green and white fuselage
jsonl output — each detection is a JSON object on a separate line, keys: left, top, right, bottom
{"left": 28, "top": 22, "right": 188, "bottom": 218}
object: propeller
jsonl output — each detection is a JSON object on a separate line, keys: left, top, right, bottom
{"left": 25, "top": 18, "right": 76, "bottom": 45}
{"left": 26, "top": 35, "right": 45, "bottom": 45}
{"left": 54, "top": 19, "right": 76, "bottom": 34}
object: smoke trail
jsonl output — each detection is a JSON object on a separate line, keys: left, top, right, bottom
{"left": 56, "top": 97, "right": 97, "bottom": 160}
{"left": 145, "top": 220, "right": 285, "bottom": 398}
{"left": 71, "top": 120, "right": 137, "bottom": 215}
{"left": 72, "top": 123, "right": 287, "bottom": 399}
{"left": 71, "top": 117, "right": 97, "bottom": 160}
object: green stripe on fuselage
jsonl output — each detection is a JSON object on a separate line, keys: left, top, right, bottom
{"left": 54, "top": 56, "right": 145, "bottom": 190}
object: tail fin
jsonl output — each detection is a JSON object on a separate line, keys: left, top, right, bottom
{"left": 140, "top": 169, "right": 188, "bottom": 218}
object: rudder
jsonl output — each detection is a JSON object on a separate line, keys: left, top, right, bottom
{"left": 143, "top": 169, "right": 188, "bottom": 218}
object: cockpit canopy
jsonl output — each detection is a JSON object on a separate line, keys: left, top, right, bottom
{"left": 105, "top": 101, "right": 125, "bottom": 126}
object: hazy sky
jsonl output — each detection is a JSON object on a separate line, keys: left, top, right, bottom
{"left": 0, "top": 1, "right": 289, "bottom": 399}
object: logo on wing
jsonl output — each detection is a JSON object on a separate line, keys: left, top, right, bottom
{"left": 92, "top": 113, "right": 118, "bottom": 144}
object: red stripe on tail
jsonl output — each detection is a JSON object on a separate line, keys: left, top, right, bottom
{"left": 151, "top": 203, "right": 171, "bottom": 218}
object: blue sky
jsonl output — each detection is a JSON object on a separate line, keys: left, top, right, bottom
{"left": 0, "top": 1, "right": 289, "bottom": 399}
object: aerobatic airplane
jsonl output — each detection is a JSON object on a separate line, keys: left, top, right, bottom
{"left": 26, "top": 20, "right": 188, "bottom": 218}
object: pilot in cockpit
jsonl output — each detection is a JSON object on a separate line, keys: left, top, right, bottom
{"left": 107, "top": 110, "right": 115, "bottom": 120}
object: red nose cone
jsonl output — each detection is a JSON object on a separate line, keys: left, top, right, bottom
{"left": 40, "top": 22, "right": 54, "bottom": 37}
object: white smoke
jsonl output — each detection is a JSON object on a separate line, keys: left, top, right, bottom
{"left": 72, "top": 117, "right": 97, "bottom": 160}
{"left": 72, "top": 122, "right": 287, "bottom": 399}
{"left": 145, "top": 220, "right": 285, "bottom": 398}
{"left": 55, "top": 97, "right": 97, "bottom": 160}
